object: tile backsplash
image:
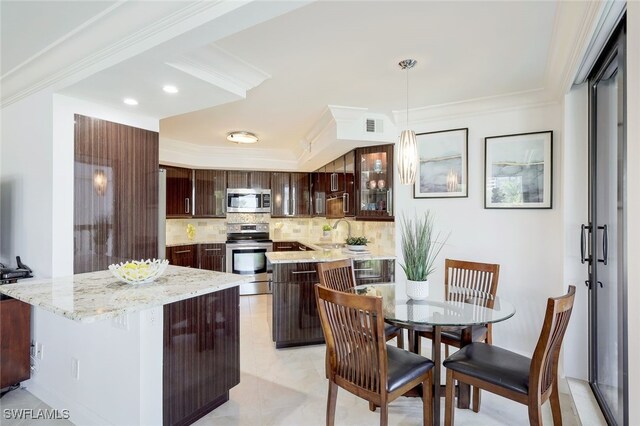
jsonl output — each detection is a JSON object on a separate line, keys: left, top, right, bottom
{"left": 166, "top": 215, "right": 395, "bottom": 251}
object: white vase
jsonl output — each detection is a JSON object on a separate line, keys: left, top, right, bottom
{"left": 406, "top": 279, "right": 429, "bottom": 300}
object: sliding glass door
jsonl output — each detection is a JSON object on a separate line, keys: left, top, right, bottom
{"left": 587, "top": 18, "right": 627, "bottom": 426}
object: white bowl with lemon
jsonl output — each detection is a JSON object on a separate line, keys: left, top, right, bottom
{"left": 108, "top": 259, "right": 169, "bottom": 285}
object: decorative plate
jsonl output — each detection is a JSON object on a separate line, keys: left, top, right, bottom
{"left": 108, "top": 259, "right": 169, "bottom": 285}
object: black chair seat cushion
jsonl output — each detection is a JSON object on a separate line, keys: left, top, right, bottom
{"left": 386, "top": 345, "right": 434, "bottom": 393}
{"left": 443, "top": 343, "right": 532, "bottom": 395}
{"left": 420, "top": 325, "right": 488, "bottom": 345}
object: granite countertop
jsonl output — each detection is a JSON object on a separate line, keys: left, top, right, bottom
{"left": 0, "top": 266, "right": 248, "bottom": 323}
{"left": 266, "top": 239, "right": 395, "bottom": 264}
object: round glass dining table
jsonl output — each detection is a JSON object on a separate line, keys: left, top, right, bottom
{"left": 353, "top": 282, "right": 516, "bottom": 426}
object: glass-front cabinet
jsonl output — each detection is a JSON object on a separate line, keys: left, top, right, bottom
{"left": 355, "top": 144, "right": 393, "bottom": 220}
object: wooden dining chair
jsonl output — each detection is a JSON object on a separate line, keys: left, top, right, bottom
{"left": 443, "top": 285, "right": 576, "bottom": 426}
{"left": 315, "top": 284, "right": 434, "bottom": 426}
{"left": 317, "top": 259, "right": 405, "bottom": 349}
{"left": 418, "top": 259, "right": 500, "bottom": 411}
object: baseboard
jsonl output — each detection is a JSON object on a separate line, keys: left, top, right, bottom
{"left": 25, "top": 380, "right": 112, "bottom": 426}
{"left": 566, "top": 377, "right": 607, "bottom": 426}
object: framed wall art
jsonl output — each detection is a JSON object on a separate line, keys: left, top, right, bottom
{"left": 484, "top": 131, "right": 553, "bottom": 209}
{"left": 413, "top": 128, "right": 468, "bottom": 198}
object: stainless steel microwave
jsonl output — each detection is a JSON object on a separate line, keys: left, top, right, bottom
{"left": 227, "top": 189, "right": 271, "bottom": 213}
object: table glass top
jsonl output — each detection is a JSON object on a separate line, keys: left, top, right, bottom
{"left": 353, "top": 283, "right": 515, "bottom": 328}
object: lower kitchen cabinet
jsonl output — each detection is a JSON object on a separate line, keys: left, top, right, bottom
{"left": 163, "top": 286, "right": 239, "bottom": 426}
{"left": 199, "top": 244, "right": 226, "bottom": 272}
{"left": 271, "top": 259, "right": 395, "bottom": 348}
{"left": 272, "top": 263, "right": 324, "bottom": 348}
{"left": 272, "top": 241, "right": 298, "bottom": 251}
{"left": 166, "top": 245, "right": 198, "bottom": 268}
{"left": 0, "top": 296, "right": 30, "bottom": 388}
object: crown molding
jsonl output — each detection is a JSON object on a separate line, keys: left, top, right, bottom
{"left": 1, "top": 1, "right": 250, "bottom": 108}
{"left": 166, "top": 44, "right": 270, "bottom": 99}
{"left": 160, "top": 137, "right": 299, "bottom": 171}
{"left": 543, "top": 1, "right": 606, "bottom": 98}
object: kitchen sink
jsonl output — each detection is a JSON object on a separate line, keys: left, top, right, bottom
{"left": 313, "top": 242, "right": 345, "bottom": 249}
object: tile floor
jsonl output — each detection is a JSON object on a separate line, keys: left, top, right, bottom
{"left": 1, "top": 294, "right": 583, "bottom": 425}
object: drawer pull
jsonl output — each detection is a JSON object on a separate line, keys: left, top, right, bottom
{"left": 278, "top": 245, "right": 293, "bottom": 249}
{"left": 292, "top": 270, "right": 317, "bottom": 275}
{"left": 174, "top": 249, "right": 191, "bottom": 254}
{"left": 354, "top": 268, "right": 374, "bottom": 272}
{"left": 204, "top": 248, "right": 222, "bottom": 252}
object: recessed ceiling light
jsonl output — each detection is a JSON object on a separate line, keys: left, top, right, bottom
{"left": 227, "top": 131, "right": 259, "bottom": 144}
{"left": 163, "top": 85, "right": 178, "bottom": 94}
{"left": 123, "top": 98, "right": 138, "bottom": 106}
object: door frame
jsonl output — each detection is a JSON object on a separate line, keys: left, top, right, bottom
{"left": 587, "top": 17, "right": 628, "bottom": 426}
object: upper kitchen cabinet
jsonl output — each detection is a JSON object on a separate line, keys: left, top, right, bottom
{"left": 227, "top": 171, "right": 270, "bottom": 189}
{"left": 355, "top": 144, "right": 394, "bottom": 220}
{"left": 163, "top": 165, "right": 193, "bottom": 217}
{"left": 344, "top": 150, "right": 356, "bottom": 216}
{"left": 271, "top": 172, "right": 311, "bottom": 218}
{"left": 312, "top": 166, "right": 327, "bottom": 217}
{"left": 194, "top": 169, "right": 226, "bottom": 217}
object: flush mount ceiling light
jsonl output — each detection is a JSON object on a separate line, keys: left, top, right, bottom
{"left": 123, "top": 98, "right": 138, "bottom": 106}
{"left": 227, "top": 131, "right": 259, "bottom": 144}
{"left": 163, "top": 85, "right": 179, "bottom": 94}
{"left": 397, "top": 59, "right": 418, "bottom": 185}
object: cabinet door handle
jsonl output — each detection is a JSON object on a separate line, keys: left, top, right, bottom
{"left": 342, "top": 193, "right": 349, "bottom": 213}
{"left": 597, "top": 224, "right": 608, "bottom": 265}
{"left": 174, "top": 249, "right": 191, "bottom": 254}
{"left": 204, "top": 248, "right": 222, "bottom": 252}
{"left": 354, "top": 268, "right": 374, "bottom": 272}
{"left": 292, "top": 270, "right": 316, "bottom": 275}
{"left": 185, "top": 198, "right": 190, "bottom": 214}
{"left": 580, "top": 224, "right": 592, "bottom": 264}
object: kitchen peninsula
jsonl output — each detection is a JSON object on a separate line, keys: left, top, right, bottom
{"left": 266, "top": 244, "right": 395, "bottom": 348}
{"left": 0, "top": 266, "right": 247, "bottom": 426}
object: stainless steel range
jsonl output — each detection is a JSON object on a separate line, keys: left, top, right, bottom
{"left": 226, "top": 223, "right": 273, "bottom": 295}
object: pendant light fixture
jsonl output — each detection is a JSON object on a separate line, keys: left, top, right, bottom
{"left": 397, "top": 59, "right": 418, "bottom": 185}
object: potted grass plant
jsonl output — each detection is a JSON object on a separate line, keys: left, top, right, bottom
{"left": 399, "top": 211, "right": 449, "bottom": 300}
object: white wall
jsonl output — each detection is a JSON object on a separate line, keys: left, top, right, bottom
{"left": 28, "top": 307, "right": 163, "bottom": 426}
{"left": 561, "top": 84, "right": 589, "bottom": 380}
{"left": 625, "top": 3, "right": 640, "bottom": 423}
{"left": 394, "top": 102, "right": 565, "bottom": 357}
{"left": 0, "top": 90, "right": 54, "bottom": 276}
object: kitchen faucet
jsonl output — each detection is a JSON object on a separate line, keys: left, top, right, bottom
{"left": 332, "top": 219, "right": 351, "bottom": 238}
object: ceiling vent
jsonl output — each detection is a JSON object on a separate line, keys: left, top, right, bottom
{"left": 365, "top": 118, "right": 383, "bottom": 133}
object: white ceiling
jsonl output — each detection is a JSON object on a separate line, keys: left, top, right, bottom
{"left": 1, "top": 0, "right": 601, "bottom": 169}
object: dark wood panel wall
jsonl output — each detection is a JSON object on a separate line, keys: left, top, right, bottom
{"left": 74, "top": 114, "right": 159, "bottom": 273}
{"left": 163, "top": 286, "right": 240, "bottom": 426}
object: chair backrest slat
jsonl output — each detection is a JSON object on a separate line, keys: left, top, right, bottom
{"left": 530, "top": 285, "right": 576, "bottom": 397}
{"left": 315, "top": 284, "right": 386, "bottom": 398}
{"left": 317, "top": 259, "right": 356, "bottom": 292}
{"left": 445, "top": 259, "right": 500, "bottom": 307}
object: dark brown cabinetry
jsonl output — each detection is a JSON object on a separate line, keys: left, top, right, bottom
{"left": 271, "top": 259, "right": 395, "bottom": 348}
{"left": 272, "top": 241, "right": 311, "bottom": 252}
{"left": 74, "top": 115, "right": 159, "bottom": 274}
{"left": 163, "top": 286, "right": 239, "bottom": 426}
{"left": 164, "top": 166, "right": 193, "bottom": 217}
{"left": 194, "top": 170, "right": 226, "bottom": 217}
{"left": 271, "top": 172, "right": 311, "bottom": 218}
{"left": 199, "top": 244, "right": 225, "bottom": 272}
{"left": 0, "top": 296, "right": 30, "bottom": 388}
{"left": 318, "top": 152, "right": 357, "bottom": 219}
{"left": 166, "top": 245, "right": 198, "bottom": 268}
{"left": 355, "top": 144, "right": 394, "bottom": 220}
{"left": 227, "top": 171, "right": 270, "bottom": 189}
{"left": 272, "top": 263, "right": 323, "bottom": 348}
{"left": 311, "top": 166, "right": 327, "bottom": 217}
